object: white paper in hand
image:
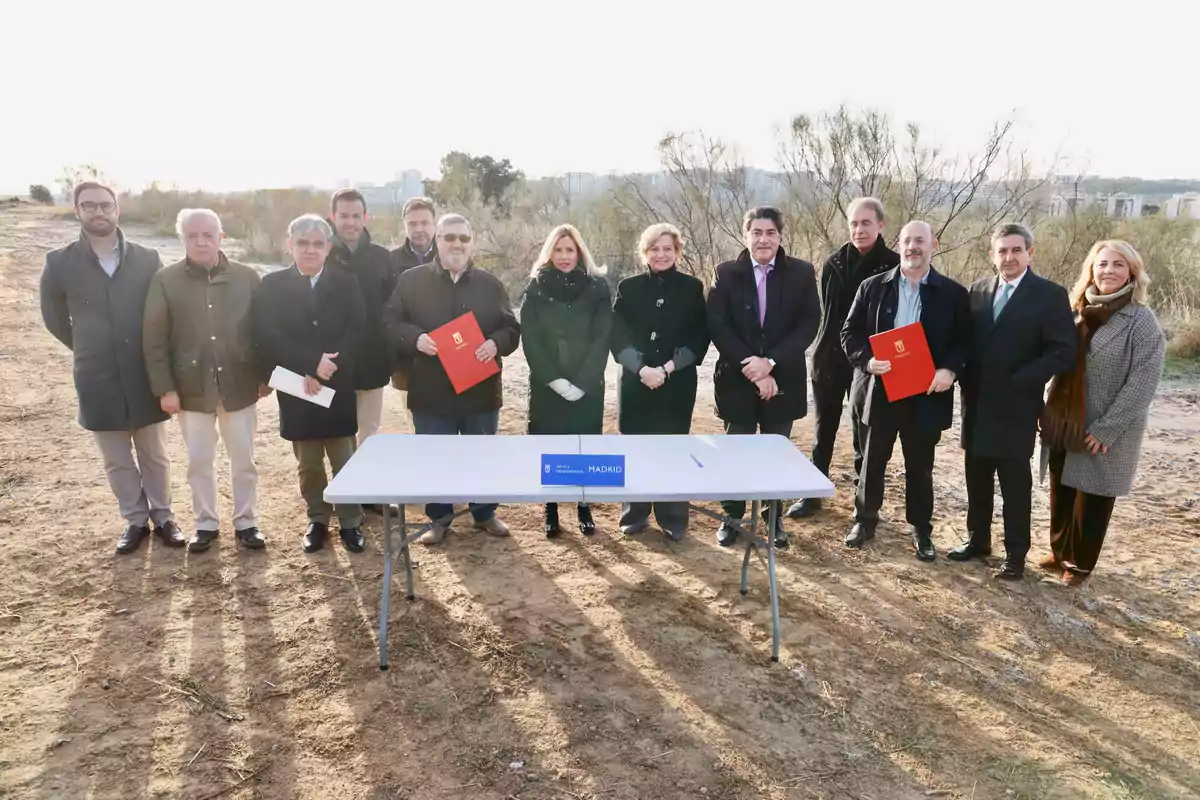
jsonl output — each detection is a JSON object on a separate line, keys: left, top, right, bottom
{"left": 268, "top": 366, "right": 335, "bottom": 408}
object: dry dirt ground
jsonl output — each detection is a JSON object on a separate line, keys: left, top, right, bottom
{"left": 1, "top": 204, "right": 1198, "bottom": 800}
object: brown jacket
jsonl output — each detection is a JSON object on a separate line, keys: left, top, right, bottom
{"left": 143, "top": 253, "right": 263, "bottom": 413}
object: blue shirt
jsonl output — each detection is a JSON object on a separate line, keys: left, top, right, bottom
{"left": 894, "top": 269, "right": 929, "bottom": 329}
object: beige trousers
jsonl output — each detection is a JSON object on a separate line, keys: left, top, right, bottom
{"left": 92, "top": 423, "right": 173, "bottom": 528}
{"left": 292, "top": 437, "right": 362, "bottom": 528}
{"left": 355, "top": 387, "right": 385, "bottom": 446}
{"left": 178, "top": 404, "right": 259, "bottom": 532}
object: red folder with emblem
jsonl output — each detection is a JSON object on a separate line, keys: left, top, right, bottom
{"left": 428, "top": 311, "right": 499, "bottom": 394}
{"left": 868, "top": 322, "right": 935, "bottom": 402}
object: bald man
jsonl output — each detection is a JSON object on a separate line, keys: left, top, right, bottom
{"left": 839, "top": 221, "right": 970, "bottom": 561}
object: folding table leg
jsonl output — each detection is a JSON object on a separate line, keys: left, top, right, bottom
{"left": 739, "top": 544, "right": 753, "bottom": 596}
{"left": 400, "top": 504, "right": 414, "bottom": 601}
{"left": 379, "top": 501, "right": 394, "bottom": 671}
{"left": 766, "top": 500, "right": 781, "bottom": 663}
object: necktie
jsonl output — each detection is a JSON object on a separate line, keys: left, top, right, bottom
{"left": 756, "top": 266, "right": 768, "bottom": 326}
{"left": 993, "top": 282, "right": 1013, "bottom": 321}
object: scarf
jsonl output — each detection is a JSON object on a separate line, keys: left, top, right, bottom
{"left": 1039, "top": 282, "right": 1134, "bottom": 452}
{"left": 537, "top": 264, "right": 589, "bottom": 303}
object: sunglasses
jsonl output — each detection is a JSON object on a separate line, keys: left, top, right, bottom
{"left": 79, "top": 202, "right": 116, "bottom": 213}
{"left": 440, "top": 233, "right": 472, "bottom": 243}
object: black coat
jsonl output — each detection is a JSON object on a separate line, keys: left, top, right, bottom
{"left": 707, "top": 247, "right": 820, "bottom": 426}
{"left": 326, "top": 229, "right": 398, "bottom": 390}
{"left": 253, "top": 265, "right": 366, "bottom": 441}
{"left": 383, "top": 261, "right": 521, "bottom": 416}
{"left": 610, "top": 266, "right": 709, "bottom": 435}
{"left": 960, "top": 269, "right": 1077, "bottom": 459}
{"left": 811, "top": 236, "right": 900, "bottom": 384}
{"left": 387, "top": 238, "right": 437, "bottom": 390}
{"left": 521, "top": 267, "right": 612, "bottom": 435}
{"left": 841, "top": 266, "right": 970, "bottom": 434}
{"left": 39, "top": 230, "right": 169, "bottom": 431}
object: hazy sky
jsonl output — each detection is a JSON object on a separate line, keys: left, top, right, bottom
{"left": 4, "top": 0, "right": 1198, "bottom": 193}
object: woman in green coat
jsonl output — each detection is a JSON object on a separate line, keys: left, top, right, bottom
{"left": 521, "top": 224, "right": 613, "bottom": 537}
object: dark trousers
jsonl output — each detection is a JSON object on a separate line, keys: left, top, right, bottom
{"left": 854, "top": 400, "right": 939, "bottom": 533}
{"left": 410, "top": 409, "right": 500, "bottom": 523}
{"left": 965, "top": 453, "right": 1032, "bottom": 560}
{"left": 721, "top": 419, "right": 794, "bottom": 519}
{"left": 620, "top": 501, "right": 689, "bottom": 535}
{"left": 1049, "top": 452, "right": 1117, "bottom": 576}
{"left": 811, "top": 370, "right": 863, "bottom": 479}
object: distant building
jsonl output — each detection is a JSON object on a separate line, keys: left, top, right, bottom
{"left": 1165, "top": 192, "right": 1200, "bottom": 220}
{"left": 347, "top": 170, "right": 427, "bottom": 214}
{"left": 1049, "top": 193, "right": 1091, "bottom": 216}
{"left": 1049, "top": 191, "right": 1146, "bottom": 218}
{"left": 1104, "top": 192, "right": 1143, "bottom": 218}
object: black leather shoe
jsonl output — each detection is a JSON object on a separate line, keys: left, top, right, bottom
{"left": 577, "top": 504, "right": 596, "bottom": 536}
{"left": 339, "top": 526, "right": 366, "bottom": 553}
{"left": 152, "top": 520, "right": 187, "bottom": 548}
{"left": 994, "top": 560, "right": 1024, "bottom": 580}
{"left": 772, "top": 515, "right": 789, "bottom": 549}
{"left": 544, "top": 503, "right": 561, "bottom": 538}
{"left": 235, "top": 527, "right": 265, "bottom": 549}
{"left": 947, "top": 540, "right": 992, "bottom": 561}
{"left": 786, "top": 498, "right": 822, "bottom": 518}
{"left": 116, "top": 524, "right": 150, "bottom": 554}
{"left": 188, "top": 529, "right": 219, "bottom": 552}
{"left": 844, "top": 523, "right": 875, "bottom": 548}
{"left": 913, "top": 531, "right": 937, "bottom": 562}
{"left": 303, "top": 522, "right": 328, "bottom": 553}
{"left": 717, "top": 519, "right": 741, "bottom": 547}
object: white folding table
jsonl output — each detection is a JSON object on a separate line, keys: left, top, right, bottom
{"left": 324, "top": 433, "right": 834, "bottom": 669}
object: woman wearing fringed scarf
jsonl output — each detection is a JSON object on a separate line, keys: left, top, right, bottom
{"left": 1038, "top": 240, "right": 1166, "bottom": 586}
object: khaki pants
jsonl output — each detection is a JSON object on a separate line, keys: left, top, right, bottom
{"left": 355, "top": 387, "right": 385, "bottom": 446}
{"left": 292, "top": 437, "right": 362, "bottom": 528}
{"left": 92, "top": 424, "right": 173, "bottom": 528}
{"left": 178, "top": 405, "right": 259, "bottom": 532}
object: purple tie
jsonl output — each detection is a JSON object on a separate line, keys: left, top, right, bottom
{"left": 756, "top": 265, "right": 770, "bottom": 326}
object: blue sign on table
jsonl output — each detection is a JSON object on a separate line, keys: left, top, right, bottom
{"left": 541, "top": 454, "right": 626, "bottom": 486}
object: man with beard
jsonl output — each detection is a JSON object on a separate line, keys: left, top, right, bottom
{"left": 383, "top": 213, "right": 521, "bottom": 545}
{"left": 787, "top": 197, "right": 899, "bottom": 519}
{"left": 840, "top": 220, "right": 970, "bottom": 561}
{"left": 707, "top": 206, "right": 820, "bottom": 549}
{"left": 388, "top": 196, "right": 438, "bottom": 405}
{"left": 40, "top": 182, "right": 186, "bottom": 554}
{"left": 326, "top": 190, "right": 399, "bottom": 519}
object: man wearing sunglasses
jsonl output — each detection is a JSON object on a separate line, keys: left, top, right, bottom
{"left": 40, "top": 181, "right": 186, "bottom": 554}
{"left": 383, "top": 214, "right": 521, "bottom": 544}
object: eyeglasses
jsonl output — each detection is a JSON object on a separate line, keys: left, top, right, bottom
{"left": 79, "top": 202, "right": 116, "bottom": 213}
{"left": 440, "top": 233, "right": 472, "bottom": 243}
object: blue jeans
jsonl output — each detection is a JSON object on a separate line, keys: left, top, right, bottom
{"left": 410, "top": 410, "right": 500, "bottom": 523}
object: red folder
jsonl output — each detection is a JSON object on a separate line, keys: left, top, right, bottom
{"left": 428, "top": 311, "right": 499, "bottom": 394}
{"left": 868, "top": 322, "right": 935, "bottom": 402}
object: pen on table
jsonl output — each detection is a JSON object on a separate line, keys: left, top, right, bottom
{"left": 690, "top": 454, "right": 703, "bottom": 468}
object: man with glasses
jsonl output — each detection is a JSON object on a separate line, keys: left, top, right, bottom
{"left": 40, "top": 181, "right": 186, "bottom": 554}
{"left": 707, "top": 206, "right": 820, "bottom": 549}
{"left": 383, "top": 213, "right": 521, "bottom": 545}
{"left": 253, "top": 214, "right": 368, "bottom": 554}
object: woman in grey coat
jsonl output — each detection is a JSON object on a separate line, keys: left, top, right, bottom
{"left": 1038, "top": 240, "right": 1165, "bottom": 586}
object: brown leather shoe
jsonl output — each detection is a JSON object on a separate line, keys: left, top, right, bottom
{"left": 152, "top": 520, "right": 186, "bottom": 548}
{"left": 1062, "top": 569, "right": 1088, "bottom": 587}
{"left": 1037, "top": 553, "right": 1062, "bottom": 571}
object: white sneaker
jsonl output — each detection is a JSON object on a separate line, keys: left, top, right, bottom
{"left": 417, "top": 520, "right": 450, "bottom": 545}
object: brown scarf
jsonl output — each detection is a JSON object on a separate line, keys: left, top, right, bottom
{"left": 1040, "top": 284, "right": 1134, "bottom": 451}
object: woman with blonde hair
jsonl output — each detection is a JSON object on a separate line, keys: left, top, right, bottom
{"left": 521, "top": 223, "right": 612, "bottom": 537}
{"left": 1038, "top": 239, "right": 1165, "bottom": 586}
{"left": 608, "top": 223, "right": 710, "bottom": 541}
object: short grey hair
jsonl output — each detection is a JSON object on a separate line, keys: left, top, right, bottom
{"left": 176, "top": 207, "right": 223, "bottom": 237}
{"left": 287, "top": 213, "right": 332, "bottom": 241}
{"left": 848, "top": 196, "right": 885, "bottom": 223}
{"left": 991, "top": 222, "right": 1034, "bottom": 250}
{"left": 436, "top": 213, "right": 473, "bottom": 236}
